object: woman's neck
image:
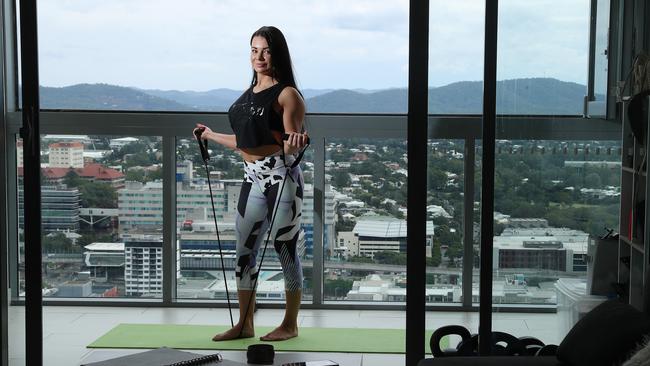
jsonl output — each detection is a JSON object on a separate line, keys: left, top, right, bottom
{"left": 256, "top": 74, "right": 276, "bottom": 87}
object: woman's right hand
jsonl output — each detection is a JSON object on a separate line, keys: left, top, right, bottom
{"left": 193, "top": 123, "right": 213, "bottom": 140}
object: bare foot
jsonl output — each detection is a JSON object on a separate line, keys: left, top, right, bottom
{"left": 259, "top": 325, "right": 298, "bottom": 341}
{"left": 212, "top": 325, "right": 254, "bottom": 341}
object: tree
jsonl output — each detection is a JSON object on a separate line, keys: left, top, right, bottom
{"left": 374, "top": 250, "right": 407, "bottom": 265}
{"left": 124, "top": 152, "right": 156, "bottom": 167}
{"left": 428, "top": 169, "right": 448, "bottom": 190}
{"left": 61, "top": 169, "right": 118, "bottom": 208}
{"left": 63, "top": 170, "right": 83, "bottom": 187}
{"left": 584, "top": 172, "right": 602, "bottom": 188}
{"left": 332, "top": 170, "right": 351, "bottom": 188}
{"left": 77, "top": 232, "right": 115, "bottom": 246}
{"left": 427, "top": 241, "right": 442, "bottom": 267}
{"left": 42, "top": 232, "right": 78, "bottom": 253}
{"left": 114, "top": 141, "right": 149, "bottom": 159}
{"left": 79, "top": 182, "right": 118, "bottom": 208}
{"left": 147, "top": 168, "right": 163, "bottom": 182}
{"left": 324, "top": 279, "right": 354, "bottom": 298}
{"left": 125, "top": 169, "right": 146, "bottom": 182}
{"left": 213, "top": 158, "right": 234, "bottom": 172}
{"left": 494, "top": 222, "right": 505, "bottom": 236}
{"left": 335, "top": 220, "right": 355, "bottom": 232}
{"left": 348, "top": 255, "right": 374, "bottom": 264}
{"left": 446, "top": 242, "right": 464, "bottom": 261}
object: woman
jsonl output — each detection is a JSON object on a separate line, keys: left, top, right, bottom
{"left": 194, "top": 26, "right": 308, "bottom": 342}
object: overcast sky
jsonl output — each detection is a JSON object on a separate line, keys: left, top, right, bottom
{"left": 36, "top": 0, "right": 592, "bottom": 91}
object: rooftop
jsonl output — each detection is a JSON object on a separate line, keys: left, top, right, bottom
{"left": 84, "top": 242, "right": 125, "bottom": 251}
{"left": 18, "top": 163, "right": 124, "bottom": 180}
{"left": 353, "top": 217, "right": 434, "bottom": 237}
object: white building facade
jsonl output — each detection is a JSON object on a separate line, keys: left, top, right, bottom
{"left": 124, "top": 240, "right": 163, "bottom": 297}
{"left": 347, "top": 217, "right": 435, "bottom": 258}
{"left": 48, "top": 142, "right": 84, "bottom": 168}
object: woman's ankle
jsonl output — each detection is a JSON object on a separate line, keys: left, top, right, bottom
{"left": 236, "top": 321, "right": 254, "bottom": 332}
{"left": 279, "top": 321, "right": 298, "bottom": 330}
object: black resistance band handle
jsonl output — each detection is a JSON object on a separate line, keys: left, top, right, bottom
{"left": 282, "top": 133, "right": 310, "bottom": 145}
{"left": 282, "top": 133, "right": 310, "bottom": 169}
{"left": 194, "top": 127, "right": 211, "bottom": 163}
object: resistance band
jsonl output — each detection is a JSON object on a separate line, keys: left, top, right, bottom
{"left": 194, "top": 128, "right": 234, "bottom": 328}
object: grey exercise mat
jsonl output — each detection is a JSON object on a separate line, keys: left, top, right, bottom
{"left": 81, "top": 347, "right": 244, "bottom": 366}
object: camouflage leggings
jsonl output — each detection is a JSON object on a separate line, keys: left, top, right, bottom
{"left": 235, "top": 152, "right": 304, "bottom": 292}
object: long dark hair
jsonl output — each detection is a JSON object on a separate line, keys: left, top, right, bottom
{"left": 250, "top": 26, "right": 301, "bottom": 95}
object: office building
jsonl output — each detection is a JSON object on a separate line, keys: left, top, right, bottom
{"left": 124, "top": 239, "right": 163, "bottom": 297}
{"left": 346, "top": 217, "right": 434, "bottom": 258}
{"left": 48, "top": 142, "right": 85, "bottom": 168}
{"left": 494, "top": 227, "right": 590, "bottom": 273}
{"left": 18, "top": 186, "right": 81, "bottom": 232}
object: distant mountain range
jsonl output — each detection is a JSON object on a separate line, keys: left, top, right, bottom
{"left": 38, "top": 78, "right": 589, "bottom": 114}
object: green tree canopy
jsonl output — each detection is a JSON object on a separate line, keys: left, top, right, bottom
{"left": 42, "top": 232, "right": 79, "bottom": 253}
{"left": 374, "top": 250, "right": 407, "bottom": 265}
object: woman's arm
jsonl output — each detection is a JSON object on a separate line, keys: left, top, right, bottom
{"left": 277, "top": 87, "right": 308, "bottom": 155}
{"left": 194, "top": 123, "right": 238, "bottom": 150}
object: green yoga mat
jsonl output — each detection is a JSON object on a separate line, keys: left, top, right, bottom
{"left": 88, "top": 324, "right": 444, "bottom": 354}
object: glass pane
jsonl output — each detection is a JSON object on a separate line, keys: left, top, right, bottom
{"left": 326, "top": 138, "right": 408, "bottom": 303}
{"left": 17, "top": 134, "right": 164, "bottom": 298}
{"left": 490, "top": 140, "right": 620, "bottom": 342}
{"left": 175, "top": 138, "right": 313, "bottom": 302}
{"left": 497, "top": 0, "right": 590, "bottom": 115}
{"left": 7, "top": 306, "right": 25, "bottom": 364}
{"left": 425, "top": 140, "right": 466, "bottom": 304}
{"left": 428, "top": 0, "right": 485, "bottom": 114}
{"left": 489, "top": 0, "right": 614, "bottom": 346}
{"left": 591, "top": 0, "right": 610, "bottom": 116}
{"left": 37, "top": 0, "right": 408, "bottom": 113}
{"left": 15, "top": 0, "right": 22, "bottom": 109}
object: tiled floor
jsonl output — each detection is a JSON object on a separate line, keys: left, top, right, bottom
{"left": 7, "top": 305, "right": 562, "bottom": 365}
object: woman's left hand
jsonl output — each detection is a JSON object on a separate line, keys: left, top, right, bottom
{"left": 285, "top": 132, "right": 309, "bottom": 154}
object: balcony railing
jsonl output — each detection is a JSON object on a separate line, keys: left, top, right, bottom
{"left": 5, "top": 110, "right": 620, "bottom": 310}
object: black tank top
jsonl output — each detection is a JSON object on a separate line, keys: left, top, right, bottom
{"left": 228, "top": 83, "right": 286, "bottom": 149}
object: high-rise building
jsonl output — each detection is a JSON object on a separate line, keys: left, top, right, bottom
{"left": 302, "top": 183, "right": 336, "bottom": 256}
{"left": 19, "top": 186, "right": 81, "bottom": 232}
{"left": 16, "top": 139, "right": 23, "bottom": 168}
{"left": 48, "top": 142, "right": 84, "bottom": 168}
{"left": 118, "top": 181, "right": 164, "bottom": 234}
{"left": 124, "top": 239, "right": 163, "bottom": 297}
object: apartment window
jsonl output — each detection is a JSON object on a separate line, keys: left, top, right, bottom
{"left": 36, "top": 0, "right": 408, "bottom": 113}
{"left": 325, "top": 138, "right": 408, "bottom": 303}
{"left": 16, "top": 135, "right": 163, "bottom": 298}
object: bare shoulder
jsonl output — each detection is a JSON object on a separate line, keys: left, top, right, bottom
{"left": 278, "top": 86, "right": 304, "bottom": 106}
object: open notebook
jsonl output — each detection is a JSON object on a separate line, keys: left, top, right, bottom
{"left": 81, "top": 347, "right": 245, "bottom": 366}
